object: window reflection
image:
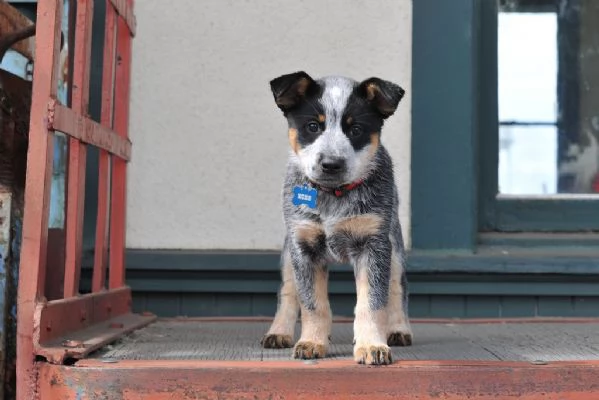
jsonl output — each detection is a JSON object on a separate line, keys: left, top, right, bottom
{"left": 498, "top": 0, "right": 599, "bottom": 195}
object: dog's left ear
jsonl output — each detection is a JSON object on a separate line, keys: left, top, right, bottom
{"left": 357, "top": 78, "right": 405, "bottom": 118}
{"left": 270, "top": 71, "right": 317, "bottom": 112}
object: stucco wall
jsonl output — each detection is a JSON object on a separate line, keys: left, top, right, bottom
{"left": 127, "top": 0, "right": 412, "bottom": 250}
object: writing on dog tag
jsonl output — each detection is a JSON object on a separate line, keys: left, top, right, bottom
{"left": 292, "top": 185, "right": 317, "bottom": 209}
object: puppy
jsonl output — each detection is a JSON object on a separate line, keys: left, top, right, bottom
{"left": 261, "top": 71, "right": 412, "bottom": 365}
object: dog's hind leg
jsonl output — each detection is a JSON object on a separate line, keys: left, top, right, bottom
{"left": 386, "top": 245, "right": 413, "bottom": 347}
{"left": 262, "top": 241, "right": 299, "bottom": 349}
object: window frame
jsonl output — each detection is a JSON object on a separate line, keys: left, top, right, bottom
{"left": 411, "top": 0, "right": 599, "bottom": 262}
{"left": 478, "top": 0, "right": 599, "bottom": 232}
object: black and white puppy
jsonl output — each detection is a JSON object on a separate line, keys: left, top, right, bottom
{"left": 262, "top": 71, "right": 412, "bottom": 365}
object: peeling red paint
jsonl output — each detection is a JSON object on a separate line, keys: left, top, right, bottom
{"left": 37, "top": 359, "right": 599, "bottom": 400}
{"left": 17, "top": 0, "right": 137, "bottom": 398}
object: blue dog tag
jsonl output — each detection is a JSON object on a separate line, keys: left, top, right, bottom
{"left": 292, "top": 185, "right": 318, "bottom": 209}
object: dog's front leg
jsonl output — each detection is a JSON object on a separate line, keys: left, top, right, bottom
{"left": 292, "top": 259, "right": 331, "bottom": 359}
{"left": 353, "top": 236, "right": 393, "bottom": 365}
{"left": 287, "top": 224, "right": 331, "bottom": 359}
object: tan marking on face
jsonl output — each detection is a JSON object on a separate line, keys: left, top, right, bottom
{"left": 365, "top": 83, "right": 395, "bottom": 115}
{"left": 369, "top": 132, "right": 380, "bottom": 156}
{"left": 295, "top": 221, "right": 324, "bottom": 245}
{"left": 366, "top": 82, "right": 378, "bottom": 101}
{"left": 346, "top": 116, "right": 353, "bottom": 125}
{"left": 297, "top": 77, "right": 310, "bottom": 96}
{"left": 288, "top": 128, "right": 300, "bottom": 154}
{"left": 334, "top": 213, "right": 383, "bottom": 237}
{"left": 318, "top": 114, "right": 325, "bottom": 123}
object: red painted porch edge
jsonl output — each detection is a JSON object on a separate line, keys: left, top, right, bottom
{"left": 76, "top": 358, "right": 599, "bottom": 369}
{"left": 39, "top": 359, "right": 599, "bottom": 400}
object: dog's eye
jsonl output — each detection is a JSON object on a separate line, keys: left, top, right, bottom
{"left": 349, "top": 124, "right": 364, "bottom": 138}
{"left": 306, "top": 121, "right": 321, "bottom": 134}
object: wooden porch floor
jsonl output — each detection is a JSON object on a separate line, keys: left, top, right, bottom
{"left": 38, "top": 318, "right": 599, "bottom": 400}
{"left": 91, "top": 319, "right": 599, "bottom": 362}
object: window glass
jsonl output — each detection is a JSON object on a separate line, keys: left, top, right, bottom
{"left": 498, "top": 0, "right": 599, "bottom": 195}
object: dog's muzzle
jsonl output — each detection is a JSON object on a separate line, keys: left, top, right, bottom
{"left": 319, "top": 156, "right": 346, "bottom": 175}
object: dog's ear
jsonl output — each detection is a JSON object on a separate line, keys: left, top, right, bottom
{"left": 356, "top": 78, "right": 405, "bottom": 119}
{"left": 270, "top": 71, "right": 317, "bottom": 112}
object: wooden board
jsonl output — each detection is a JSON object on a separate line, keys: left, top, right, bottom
{"left": 91, "top": 319, "right": 599, "bottom": 362}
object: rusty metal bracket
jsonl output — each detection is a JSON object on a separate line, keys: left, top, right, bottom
{"left": 35, "top": 287, "right": 133, "bottom": 345}
{"left": 33, "top": 287, "right": 155, "bottom": 364}
{"left": 37, "top": 313, "right": 155, "bottom": 365}
{"left": 46, "top": 100, "right": 132, "bottom": 161}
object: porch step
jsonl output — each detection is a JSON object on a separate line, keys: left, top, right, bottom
{"left": 36, "top": 319, "right": 599, "bottom": 399}
{"left": 39, "top": 359, "right": 599, "bottom": 400}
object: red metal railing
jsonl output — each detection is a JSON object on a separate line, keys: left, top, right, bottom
{"left": 16, "top": 1, "right": 150, "bottom": 399}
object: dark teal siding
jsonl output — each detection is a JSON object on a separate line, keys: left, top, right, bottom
{"left": 128, "top": 293, "right": 599, "bottom": 319}
{"left": 80, "top": 250, "right": 599, "bottom": 319}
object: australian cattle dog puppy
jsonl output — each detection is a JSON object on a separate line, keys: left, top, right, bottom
{"left": 261, "top": 71, "right": 412, "bottom": 365}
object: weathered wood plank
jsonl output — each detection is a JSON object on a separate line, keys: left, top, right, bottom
{"left": 90, "top": 320, "right": 599, "bottom": 362}
{"left": 40, "top": 358, "right": 599, "bottom": 400}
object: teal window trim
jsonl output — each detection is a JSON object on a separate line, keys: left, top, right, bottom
{"left": 79, "top": 249, "right": 599, "bottom": 277}
{"left": 411, "top": 0, "right": 480, "bottom": 250}
{"left": 412, "top": 0, "right": 599, "bottom": 261}
{"left": 477, "top": 0, "right": 599, "bottom": 232}
{"left": 484, "top": 198, "right": 599, "bottom": 231}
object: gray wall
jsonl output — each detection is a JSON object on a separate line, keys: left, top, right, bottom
{"left": 127, "top": 0, "right": 413, "bottom": 250}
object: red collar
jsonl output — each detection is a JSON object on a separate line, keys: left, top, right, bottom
{"left": 311, "top": 180, "right": 364, "bottom": 197}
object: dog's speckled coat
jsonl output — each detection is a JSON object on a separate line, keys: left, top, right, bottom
{"left": 262, "top": 72, "right": 412, "bottom": 365}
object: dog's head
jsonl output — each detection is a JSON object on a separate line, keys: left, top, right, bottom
{"left": 270, "top": 71, "right": 404, "bottom": 187}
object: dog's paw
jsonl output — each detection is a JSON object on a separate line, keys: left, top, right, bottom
{"left": 293, "top": 341, "right": 327, "bottom": 359}
{"left": 387, "top": 331, "right": 412, "bottom": 347}
{"left": 354, "top": 344, "right": 393, "bottom": 365}
{"left": 261, "top": 334, "right": 294, "bottom": 349}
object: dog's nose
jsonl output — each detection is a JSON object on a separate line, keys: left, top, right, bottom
{"left": 321, "top": 158, "right": 346, "bottom": 173}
